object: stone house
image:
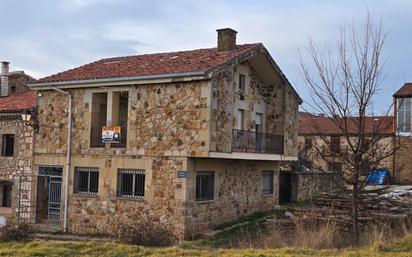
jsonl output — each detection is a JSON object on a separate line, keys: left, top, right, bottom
{"left": 393, "top": 83, "right": 412, "bottom": 182}
{"left": 28, "top": 28, "right": 300, "bottom": 239}
{"left": 0, "top": 61, "right": 37, "bottom": 225}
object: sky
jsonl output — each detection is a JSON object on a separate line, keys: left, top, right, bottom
{"left": 1, "top": 0, "right": 412, "bottom": 113}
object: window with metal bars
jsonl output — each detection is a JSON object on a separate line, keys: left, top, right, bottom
{"left": 117, "top": 169, "right": 145, "bottom": 198}
{"left": 261, "top": 170, "right": 274, "bottom": 195}
{"left": 74, "top": 167, "right": 99, "bottom": 195}
{"left": 195, "top": 171, "right": 214, "bottom": 201}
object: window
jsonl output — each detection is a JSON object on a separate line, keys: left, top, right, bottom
{"left": 196, "top": 171, "right": 214, "bottom": 201}
{"left": 330, "top": 136, "right": 340, "bottom": 153}
{"left": 304, "top": 137, "right": 312, "bottom": 149}
{"left": 1, "top": 134, "right": 14, "bottom": 157}
{"left": 239, "top": 74, "right": 246, "bottom": 92}
{"left": 74, "top": 167, "right": 99, "bottom": 194}
{"left": 397, "top": 98, "right": 411, "bottom": 133}
{"left": 117, "top": 169, "right": 145, "bottom": 198}
{"left": 1, "top": 182, "right": 12, "bottom": 208}
{"left": 237, "top": 109, "right": 245, "bottom": 130}
{"left": 262, "top": 171, "right": 274, "bottom": 195}
{"left": 328, "top": 162, "right": 342, "bottom": 172}
{"left": 90, "top": 91, "right": 128, "bottom": 148}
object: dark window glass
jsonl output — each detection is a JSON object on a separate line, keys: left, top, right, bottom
{"left": 262, "top": 171, "right": 274, "bottom": 195}
{"left": 1, "top": 134, "right": 14, "bottom": 157}
{"left": 117, "top": 169, "right": 145, "bottom": 198}
{"left": 330, "top": 136, "right": 340, "bottom": 153}
{"left": 239, "top": 74, "right": 246, "bottom": 92}
{"left": 74, "top": 167, "right": 99, "bottom": 194}
{"left": 2, "top": 183, "right": 12, "bottom": 207}
{"left": 329, "top": 162, "right": 342, "bottom": 172}
{"left": 304, "top": 137, "right": 312, "bottom": 149}
{"left": 196, "top": 171, "right": 214, "bottom": 201}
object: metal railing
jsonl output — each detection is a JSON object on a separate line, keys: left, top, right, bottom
{"left": 232, "top": 129, "right": 284, "bottom": 154}
{"left": 90, "top": 126, "right": 127, "bottom": 148}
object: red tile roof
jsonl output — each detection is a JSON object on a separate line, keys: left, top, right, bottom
{"left": 0, "top": 91, "right": 36, "bottom": 113}
{"left": 35, "top": 43, "right": 263, "bottom": 84}
{"left": 394, "top": 83, "right": 412, "bottom": 98}
{"left": 299, "top": 115, "right": 395, "bottom": 136}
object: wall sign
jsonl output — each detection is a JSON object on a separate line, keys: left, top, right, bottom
{"left": 102, "top": 126, "right": 121, "bottom": 143}
{"left": 178, "top": 171, "right": 188, "bottom": 178}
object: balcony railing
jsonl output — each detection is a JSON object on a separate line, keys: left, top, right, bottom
{"left": 232, "top": 129, "right": 284, "bottom": 154}
{"left": 90, "top": 126, "right": 127, "bottom": 148}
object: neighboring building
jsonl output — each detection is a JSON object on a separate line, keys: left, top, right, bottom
{"left": 28, "top": 28, "right": 301, "bottom": 238}
{"left": 298, "top": 113, "right": 395, "bottom": 175}
{"left": 394, "top": 83, "right": 412, "bottom": 182}
{"left": 0, "top": 61, "right": 36, "bottom": 225}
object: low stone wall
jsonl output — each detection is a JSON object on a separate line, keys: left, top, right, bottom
{"left": 291, "top": 171, "right": 343, "bottom": 202}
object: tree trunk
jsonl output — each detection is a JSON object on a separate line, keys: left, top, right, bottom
{"left": 352, "top": 181, "right": 360, "bottom": 246}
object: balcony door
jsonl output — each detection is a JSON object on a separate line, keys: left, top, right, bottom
{"left": 255, "top": 113, "right": 263, "bottom": 152}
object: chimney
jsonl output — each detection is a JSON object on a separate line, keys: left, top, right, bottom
{"left": 1, "top": 61, "right": 9, "bottom": 97}
{"left": 217, "top": 28, "right": 237, "bottom": 51}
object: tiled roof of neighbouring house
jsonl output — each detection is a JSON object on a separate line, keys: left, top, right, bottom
{"left": 299, "top": 115, "right": 395, "bottom": 136}
{"left": 394, "top": 83, "right": 412, "bottom": 97}
{"left": 0, "top": 91, "right": 36, "bottom": 113}
{"left": 34, "top": 43, "right": 263, "bottom": 84}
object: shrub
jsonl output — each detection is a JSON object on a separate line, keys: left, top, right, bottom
{"left": 0, "top": 222, "right": 33, "bottom": 242}
{"left": 116, "top": 220, "right": 175, "bottom": 246}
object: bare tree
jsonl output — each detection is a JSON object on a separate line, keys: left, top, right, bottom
{"left": 298, "top": 13, "right": 399, "bottom": 245}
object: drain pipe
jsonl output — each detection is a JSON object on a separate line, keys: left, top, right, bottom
{"left": 51, "top": 87, "right": 72, "bottom": 233}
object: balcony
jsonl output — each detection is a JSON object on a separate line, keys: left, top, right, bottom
{"left": 90, "top": 126, "right": 127, "bottom": 148}
{"left": 232, "top": 129, "right": 284, "bottom": 154}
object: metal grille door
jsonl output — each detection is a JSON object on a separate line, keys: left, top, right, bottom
{"left": 48, "top": 177, "right": 62, "bottom": 223}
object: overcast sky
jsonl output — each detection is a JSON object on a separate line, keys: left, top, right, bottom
{"left": 1, "top": 0, "right": 412, "bottom": 113}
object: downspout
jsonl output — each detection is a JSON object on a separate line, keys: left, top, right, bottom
{"left": 51, "top": 87, "right": 72, "bottom": 233}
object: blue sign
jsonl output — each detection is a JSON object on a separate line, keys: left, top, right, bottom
{"left": 178, "top": 171, "right": 188, "bottom": 178}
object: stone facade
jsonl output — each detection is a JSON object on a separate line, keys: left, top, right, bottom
{"left": 297, "top": 135, "right": 395, "bottom": 177}
{"left": 0, "top": 116, "right": 35, "bottom": 223}
{"left": 393, "top": 136, "right": 412, "bottom": 183}
{"left": 210, "top": 62, "right": 299, "bottom": 155}
{"left": 32, "top": 61, "right": 299, "bottom": 239}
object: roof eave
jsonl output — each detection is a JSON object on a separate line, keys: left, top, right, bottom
{"left": 29, "top": 71, "right": 207, "bottom": 90}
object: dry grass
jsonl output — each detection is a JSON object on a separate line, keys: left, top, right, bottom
{"left": 0, "top": 236, "right": 411, "bottom": 257}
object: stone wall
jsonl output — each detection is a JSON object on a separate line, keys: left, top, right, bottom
{"left": 184, "top": 158, "right": 279, "bottom": 236}
{"left": 210, "top": 62, "right": 299, "bottom": 155}
{"left": 290, "top": 171, "right": 343, "bottom": 202}
{"left": 0, "top": 117, "right": 34, "bottom": 222}
{"left": 297, "top": 135, "right": 395, "bottom": 176}
{"left": 35, "top": 81, "right": 210, "bottom": 158}
{"left": 394, "top": 136, "right": 412, "bottom": 183}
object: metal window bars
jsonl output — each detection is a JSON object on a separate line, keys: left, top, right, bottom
{"left": 117, "top": 169, "right": 145, "bottom": 199}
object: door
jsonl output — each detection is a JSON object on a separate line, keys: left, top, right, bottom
{"left": 279, "top": 172, "right": 292, "bottom": 203}
{"left": 36, "top": 166, "right": 63, "bottom": 225}
{"left": 255, "top": 113, "right": 263, "bottom": 152}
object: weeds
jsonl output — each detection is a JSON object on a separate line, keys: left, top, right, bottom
{"left": 0, "top": 222, "right": 33, "bottom": 242}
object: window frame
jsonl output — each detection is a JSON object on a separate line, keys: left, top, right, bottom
{"left": 1, "top": 182, "right": 12, "bottom": 208}
{"left": 330, "top": 136, "right": 341, "bottom": 153}
{"left": 195, "top": 171, "right": 215, "bottom": 202}
{"left": 1, "top": 134, "right": 15, "bottom": 157}
{"left": 328, "top": 162, "right": 342, "bottom": 173}
{"left": 304, "top": 136, "right": 313, "bottom": 149}
{"left": 261, "top": 170, "right": 274, "bottom": 195}
{"left": 397, "top": 98, "right": 412, "bottom": 133}
{"left": 117, "top": 169, "right": 145, "bottom": 199}
{"left": 239, "top": 74, "right": 246, "bottom": 93}
{"left": 73, "top": 167, "right": 99, "bottom": 195}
